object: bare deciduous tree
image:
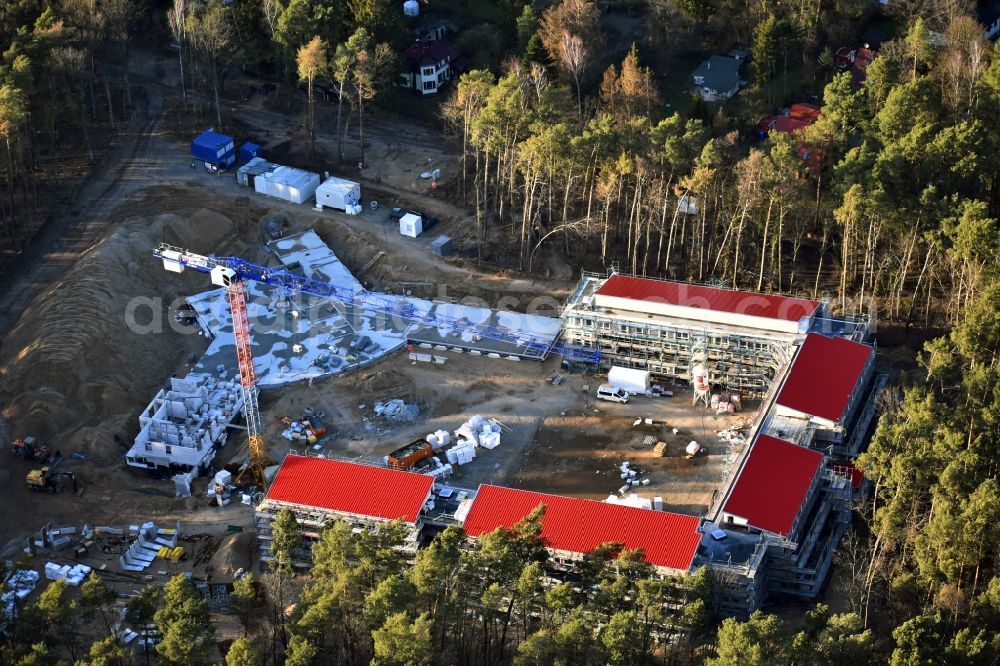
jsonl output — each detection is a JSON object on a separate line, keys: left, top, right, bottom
{"left": 261, "top": 0, "right": 281, "bottom": 39}
{"left": 168, "top": 0, "right": 188, "bottom": 106}
{"left": 187, "top": 1, "right": 233, "bottom": 129}
{"left": 353, "top": 40, "right": 393, "bottom": 168}
{"left": 560, "top": 31, "right": 588, "bottom": 117}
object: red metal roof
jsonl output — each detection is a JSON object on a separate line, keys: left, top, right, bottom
{"left": 789, "top": 103, "right": 821, "bottom": 123}
{"left": 723, "top": 435, "right": 823, "bottom": 536}
{"left": 403, "top": 41, "right": 459, "bottom": 70}
{"left": 777, "top": 333, "right": 873, "bottom": 423}
{"left": 265, "top": 456, "right": 433, "bottom": 524}
{"left": 595, "top": 275, "right": 820, "bottom": 322}
{"left": 463, "top": 485, "right": 702, "bottom": 571}
{"left": 770, "top": 116, "right": 812, "bottom": 135}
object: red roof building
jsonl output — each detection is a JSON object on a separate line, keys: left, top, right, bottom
{"left": 592, "top": 275, "right": 820, "bottom": 334}
{"left": 770, "top": 116, "right": 813, "bottom": 135}
{"left": 722, "top": 435, "right": 823, "bottom": 537}
{"left": 402, "top": 42, "right": 459, "bottom": 72}
{"left": 789, "top": 103, "right": 821, "bottom": 123}
{"left": 776, "top": 333, "right": 873, "bottom": 424}
{"left": 265, "top": 456, "right": 434, "bottom": 524}
{"left": 462, "top": 485, "right": 702, "bottom": 572}
{"left": 835, "top": 46, "right": 879, "bottom": 88}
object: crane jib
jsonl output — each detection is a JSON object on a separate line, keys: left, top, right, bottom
{"left": 154, "top": 245, "right": 600, "bottom": 364}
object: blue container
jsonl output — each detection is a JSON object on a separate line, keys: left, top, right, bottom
{"left": 191, "top": 130, "right": 236, "bottom": 169}
{"left": 239, "top": 142, "right": 261, "bottom": 165}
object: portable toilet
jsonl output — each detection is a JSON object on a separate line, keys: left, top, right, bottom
{"left": 191, "top": 130, "right": 236, "bottom": 171}
{"left": 239, "top": 142, "right": 261, "bottom": 166}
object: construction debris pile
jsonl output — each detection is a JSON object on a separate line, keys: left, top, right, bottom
{"left": 710, "top": 392, "right": 742, "bottom": 414}
{"left": 615, "top": 460, "right": 653, "bottom": 494}
{"left": 374, "top": 399, "right": 421, "bottom": 422}
{"left": 280, "top": 408, "right": 329, "bottom": 443}
{"left": 424, "top": 457, "right": 453, "bottom": 478}
{"left": 445, "top": 415, "right": 506, "bottom": 466}
{"left": 717, "top": 425, "right": 748, "bottom": 447}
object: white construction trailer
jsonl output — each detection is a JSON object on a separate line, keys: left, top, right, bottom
{"left": 399, "top": 213, "right": 423, "bottom": 238}
{"left": 315, "top": 176, "right": 361, "bottom": 211}
{"left": 253, "top": 165, "right": 321, "bottom": 205}
{"left": 608, "top": 366, "right": 651, "bottom": 395}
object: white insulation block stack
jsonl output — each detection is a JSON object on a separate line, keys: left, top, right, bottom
{"left": 447, "top": 442, "right": 477, "bottom": 465}
{"left": 455, "top": 415, "right": 486, "bottom": 446}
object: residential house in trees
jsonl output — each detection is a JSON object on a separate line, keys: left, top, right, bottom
{"left": 691, "top": 55, "right": 743, "bottom": 101}
{"left": 399, "top": 41, "right": 466, "bottom": 95}
{"left": 834, "top": 46, "right": 879, "bottom": 87}
{"left": 413, "top": 18, "right": 459, "bottom": 43}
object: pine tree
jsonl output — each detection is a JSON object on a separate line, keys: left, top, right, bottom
{"left": 154, "top": 575, "right": 214, "bottom": 666}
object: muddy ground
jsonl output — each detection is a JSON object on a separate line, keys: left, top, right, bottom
{"left": 0, "top": 100, "right": 575, "bottom": 556}
{"left": 257, "top": 352, "right": 747, "bottom": 517}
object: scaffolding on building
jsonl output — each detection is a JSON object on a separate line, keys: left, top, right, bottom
{"left": 561, "top": 273, "right": 800, "bottom": 396}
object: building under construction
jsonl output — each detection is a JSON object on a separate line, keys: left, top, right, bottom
{"left": 251, "top": 274, "right": 884, "bottom": 617}
{"left": 253, "top": 456, "right": 436, "bottom": 566}
{"left": 561, "top": 272, "right": 865, "bottom": 395}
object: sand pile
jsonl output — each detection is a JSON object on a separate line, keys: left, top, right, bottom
{"left": 197, "top": 532, "right": 253, "bottom": 581}
{"left": 0, "top": 208, "right": 238, "bottom": 459}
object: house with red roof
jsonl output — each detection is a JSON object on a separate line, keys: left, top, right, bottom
{"left": 834, "top": 46, "right": 879, "bottom": 88}
{"left": 755, "top": 104, "right": 826, "bottom": 174}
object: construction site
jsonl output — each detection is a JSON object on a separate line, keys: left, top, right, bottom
{"left": 0, "top": 116, "right": 887, "bottom": 645}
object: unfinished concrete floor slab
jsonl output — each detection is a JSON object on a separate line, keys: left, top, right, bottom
{"left": 182, "top": 231, "right": 563, "bottom": 387}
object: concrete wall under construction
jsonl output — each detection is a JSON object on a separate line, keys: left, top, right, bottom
{"left": 125, "top": 373, "right": 244, "bottom": 473}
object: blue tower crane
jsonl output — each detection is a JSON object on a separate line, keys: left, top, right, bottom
{"left": 154, "top": 243, "right": 600, "bottom": 364}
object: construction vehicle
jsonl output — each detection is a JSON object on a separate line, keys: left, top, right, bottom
{"left": 11, "top": 437, "right": 61, "bottom": 465}
{"left": 154, "top": 244, "right": 600, "bottom": 489}
{"left": 26, "top": 467, "right": 78, "bottom": 493}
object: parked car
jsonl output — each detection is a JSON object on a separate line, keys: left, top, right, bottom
{"left": 596, "top": 384, "right": 630, "bottom": 404}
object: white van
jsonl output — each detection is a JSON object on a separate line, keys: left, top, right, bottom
{"left": 597, "top": 384, "right": 630, "bottom": 403}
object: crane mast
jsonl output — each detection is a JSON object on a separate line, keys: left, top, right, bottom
{"left": 226, "top": 277, "right": 271, "bottom": 489}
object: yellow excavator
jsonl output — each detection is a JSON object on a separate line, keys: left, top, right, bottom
{"left": 26, "top": 467, "right": 78, "bottom": 494}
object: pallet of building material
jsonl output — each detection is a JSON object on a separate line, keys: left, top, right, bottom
{"left": 95, "top": 526, "right": 124, "bottom": 536}
{"left": 118, "top": 555, "right": 146, "bottom": 573}
{"left": 653, "top": 441, "right": 668, "bottom": 457}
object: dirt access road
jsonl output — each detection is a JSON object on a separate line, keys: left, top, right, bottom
{"left": 0, "top": 105, "right": 164, "bottom": 338}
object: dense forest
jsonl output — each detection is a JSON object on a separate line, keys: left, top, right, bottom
{"left": 444, "top": 0, "right": 1000, "bottom": 327}
{"left": 1, "top": 0, "right": 999, "bottom": 664}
